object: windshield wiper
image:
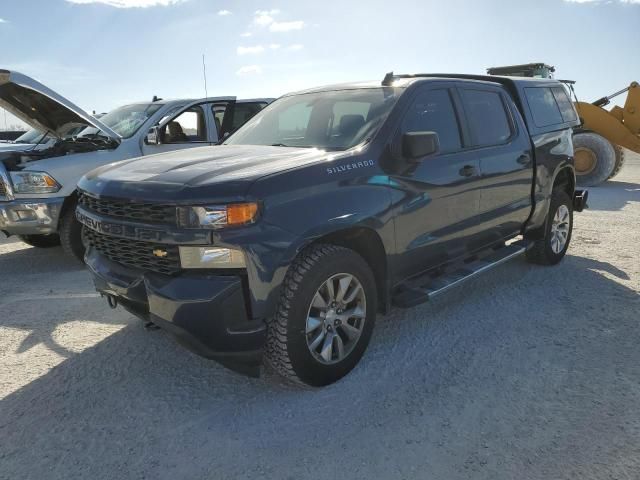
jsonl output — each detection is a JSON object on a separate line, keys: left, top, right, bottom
{"left": 270, "top": 143, "right": 316, "bottom": 148}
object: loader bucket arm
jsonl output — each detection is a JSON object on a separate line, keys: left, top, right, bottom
{"left": 574, "top": 82, "right": 640, "bottom": 155}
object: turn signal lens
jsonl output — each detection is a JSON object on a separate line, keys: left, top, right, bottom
{"left": 227, "top": 203, "right": 258, "bottom": 226}
{"left": 10, "top": 171, "right": 62, "bottom": 194}
{"left": 177, "top": 202, "right": 259, "bottom": 229}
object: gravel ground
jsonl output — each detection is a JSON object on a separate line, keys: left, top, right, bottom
{"left": 1, "top": 154, "right": 639, "bottom": 480}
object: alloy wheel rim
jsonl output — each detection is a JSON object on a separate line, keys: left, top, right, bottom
{"left": 550, "top": 204, "right": 570, "bottom": 254}
{"left": 305, "top": 273, "right": 366, "bottom": 365}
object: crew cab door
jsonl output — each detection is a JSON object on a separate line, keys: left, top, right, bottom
{"left": 212, "top": 100, "right": 269, "bottom": 142}
{"left": 457, "top": 86, "right": 534, "bottom": 242}
{"left": 390, "top": 84, "right": 483, "bottom": 280}
{"left": 141, "top": 100, "right": 232, "bottom": 155}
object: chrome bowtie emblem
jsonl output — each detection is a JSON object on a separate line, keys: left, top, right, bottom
{"left": 153, "top": 249, "right": 168, "bottom": 258}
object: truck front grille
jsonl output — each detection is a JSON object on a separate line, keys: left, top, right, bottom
{"left": 78, "top": 193, "right": 176, "bottom": 225}
{"left": 83, "top": 228, "right": 180, "bottom": 275}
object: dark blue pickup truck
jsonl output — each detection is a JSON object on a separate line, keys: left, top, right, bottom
{"left": 77, "top": 72, "right": 588, "bottom": 386}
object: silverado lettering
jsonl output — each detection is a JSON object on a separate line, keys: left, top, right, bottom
{"left": 76, "top": 210, "right": 162, "bottom": 241}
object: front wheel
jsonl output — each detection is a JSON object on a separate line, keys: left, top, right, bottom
{"left": 18, "top": 234, "right": 60, "bottom": 248}
{"left": 59, "top": 203, "right": 86, "bottom": 263}
{"left": 526, "top": 189, "right": 573, "bottom": 265}
{"left": 265, "top": 244, "right": 377, "bottom": 387}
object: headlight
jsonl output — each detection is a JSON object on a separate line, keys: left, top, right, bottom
{"left": 179, "top": 246, "right": 246, "bottom": 269}
{"left": 10, "top": 171, "right": 61, "bottom": 194}
{"left": 177, "top": 203, "right": 258, "bottom": 229}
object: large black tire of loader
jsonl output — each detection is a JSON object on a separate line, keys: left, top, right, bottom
{"left": 573, "top": 132, "right": 616, "bottom": 187}
{"left": 608, "top": 145, "right": 626, "bottom": 180}
{"left": 59, "top": 202, "right": 86, "bottom": 263}
{"left": 18, "top": 234, "right": 61, "bottom": 248}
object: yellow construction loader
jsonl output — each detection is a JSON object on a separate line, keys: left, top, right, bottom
{"left": 487, "top": 63, "right": 640, "bottom": 186}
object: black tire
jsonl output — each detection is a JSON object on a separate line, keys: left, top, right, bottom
{"left": 608, "top": 145, "right": 626, "bottom": 180}
{"left": 18, "top": 234, "right": 60, "bottom": 248}
{"left": 573, "top": 132, "right": 616, "bottom": 187}
{"left": 59, "top": 202, "right": 85, "bottom": 263}
{"left": 526, "top": 189, "right": 573, "bottom": 266}
{"left": 265, "top": 244, "right": 377, "bottom": 387}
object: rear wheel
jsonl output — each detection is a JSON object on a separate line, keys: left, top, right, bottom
{"left": 265, "top": 244, "right": 377, "bottom": 387}
{"left": 526, "top": 189, "right": 573, "bottom": 265}
{"left": 18, "top": 234, "right": 60, "bottom": 248}
{"left": 608, "top": 145, "right": 626, "bottom": 180}
{"left": 573, "top": 132, "right": 616, "bottom": 187}
{"left": 59, "top": 202, "right": 85, "bottom": 263}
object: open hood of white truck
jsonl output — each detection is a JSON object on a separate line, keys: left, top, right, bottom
{"left": 0, "top": 70, "right": 121, "bottom": 142}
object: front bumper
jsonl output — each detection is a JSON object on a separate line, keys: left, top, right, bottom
{"left": 85, "top": 248, "right": 267, "bottom": 376}
{"left": 0, "top": 197, "right": 64, "bottom": 235}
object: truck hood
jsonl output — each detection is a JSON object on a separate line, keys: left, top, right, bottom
{"left": 79, "top": 144, "right": 335, "bottom": 202}
{"left": 0, "top": 70, "right": 121, "bottom": 142}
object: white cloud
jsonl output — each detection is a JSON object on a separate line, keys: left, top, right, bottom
{"left": 269, "top": 20, "right": 304, "bottom": 32}
{"left": 237, "top": 45, "right": 265, "bottom": 55}
{"left": 286, "top": 44, "right": 304, "bottom": 51}
{"left": 0, "top": 18, "right": 7, "bottom": 23}
{"left": 65, "top": 0, "right": 185, "bottom": 7}
{"left": 240, "top": 32, "right": 252, "bottom": 37}
{"left": 269, "top": 43, "right": 281, "bottom": 50}
{"left": 253, "top": 9, "right": 279, "bottom": 26}
{"left": 217, "top": 9, "right": 231, "bottom": 15}
{"left": 236, "top": 65, "right": 262, "bottom": 76}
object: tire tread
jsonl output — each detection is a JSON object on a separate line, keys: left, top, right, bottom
{"left": 265, "top": 244, "right": 347, "bottom": 385}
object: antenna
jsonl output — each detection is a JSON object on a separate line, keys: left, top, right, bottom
{"left": 202, "top": 54, "right": 208, "bottom": 99}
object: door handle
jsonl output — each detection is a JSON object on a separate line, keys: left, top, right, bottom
{"left": 517, "top": 155, "right": 532, "bottom": 166}
{"left": 459, "top": 165, "right": 477, "bottom": 177}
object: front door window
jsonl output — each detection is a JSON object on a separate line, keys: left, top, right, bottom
{"left": 160, "top": 106, "right": 207, "bottom": 143}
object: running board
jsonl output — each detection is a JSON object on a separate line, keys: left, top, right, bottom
{"left": 392, "top": 241, "right": 529, "bottom": 308}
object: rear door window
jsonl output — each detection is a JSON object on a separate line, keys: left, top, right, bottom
{"left": 401, "top": 89, "right": 462, "bottom": 153}
{"left": 551, "top": 86, "right": 578, "bottom": 123}
{"left": 230, "top": 102, "right": 267, "bottom": 132}
{"left": 460, "top": 89, "right": 512, "bottom": 147}
{"left": 214, "top": 102, "right": 268, "bottom": 138}
{"left": 524, "top": 87, "right": 564, "bottom": 127}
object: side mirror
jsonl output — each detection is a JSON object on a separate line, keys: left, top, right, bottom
{"left": 145, "top": 126, "right": 161, "bottom": 145}
{"left": 402, "top": 131, "right": 440, "bottom": 161}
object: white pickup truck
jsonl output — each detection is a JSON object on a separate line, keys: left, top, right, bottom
{"left": 0, "top": 70, "right": 272, "bottom": 260}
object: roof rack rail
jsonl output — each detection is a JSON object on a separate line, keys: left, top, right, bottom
{"left": 382, "top": 72, "right": 442, "bottom": 86}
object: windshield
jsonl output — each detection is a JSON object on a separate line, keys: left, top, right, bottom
{"left": 14, "top": 128, "right": 50, "bottom": 144}
{"left": 79, "top": 103, "right": 162, "bottom": 139}
{"left": 224, "top": 88, "right": 400, "bottom": 150}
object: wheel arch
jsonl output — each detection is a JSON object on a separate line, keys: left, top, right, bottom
{"left": 305, "top": 226, "right": 390, "bottom": 315}
{"left": 57, "top": 190, "right": 79, "bottom": 229}
{"left": 552, "top": 165, "right": 576, "bottom": 199}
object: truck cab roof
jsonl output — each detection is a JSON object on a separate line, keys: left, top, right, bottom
{"left": 287, "top": 74, "right": 563, "bottom": 94}
{"left": 285, "top": 73, "right": 579, "bottom": 138}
